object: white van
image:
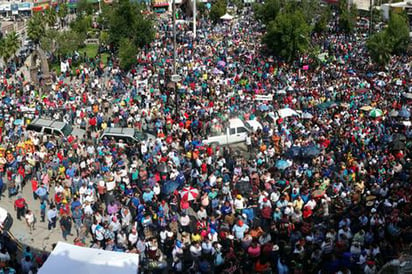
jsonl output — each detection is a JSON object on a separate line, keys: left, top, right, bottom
{"left": 26, "top": 118, "right": 85, "bottom": 138}
{"left": 203, "top": 118, "right": 250, "bottom": 146}
{"left": 100, "top": 128, "right": 156, "bottom": 144}
{"left": 0, "top": 207, "right": 12, "bottom": 231}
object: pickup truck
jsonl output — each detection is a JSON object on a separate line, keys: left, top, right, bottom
{"left": 203, "top": 118, "right": 253, "bottom": 146}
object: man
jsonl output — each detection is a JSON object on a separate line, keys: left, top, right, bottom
{"left": 60, "top": 213, "right": 72, "bottom": 241}
{"left": 47, "top": 204, "right": 57, "bottom": 230}
{"left": 14, "top": 195, "right": 26, "bottom": 221}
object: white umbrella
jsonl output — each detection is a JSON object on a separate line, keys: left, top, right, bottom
{"left": 276, "top": 89, "right": 286, "bottom": 95}
{"left": 220, "top": 13, "right": 234, "bottom": 20}
{"left": 301, "top": 112, "right": 313, "bottom": 119}
{"left": 278, "top": 108, "right": 299, "bottom": 118}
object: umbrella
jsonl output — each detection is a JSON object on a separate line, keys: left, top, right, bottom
{"left": 277, "top": 108, "right": 299, "bottom": 118}
{"left": 360, "top": 105, "right": 373, "bottom": 111}
{"left": 316, "top": 101, "right": 336, "bottom": 110}
{"left": 220, "top": 13, "right": 234, "bottom": 20}
{"left": 276, "top": 89, "right": 286, "bottom": 95}
{"left": 162, "top": 180, "right": 180, "bottom": 195}
{"left": 259, "top": 104, "right": 270, "bottom": 111}
{"left": 217, "top": 60, "right": 226, "bottom": 67}
{"left": 369, "top": 108, "right": 383, "bottom": 118}
{"left": 13, "top": 119, "right": 23, "bottom": 126}
{"left": 301, "top": 112, "right": 313, "bottom": 119}
{"left": 398, "top": 108, "right": 410, "bottom": 118}
{"left": 388, "top": 110, "right": 399, "bottom": 117}
{"left": 377, "top": 71, "right": 387, "bottom": 77}
{"left": 286, "top": 86, "right": 294, "bottom": 92}
{"left": 180, "top": 186, "right": 199, "bottom": 201}
{"left": 286, "top": 146, "right": 301, "bottom": 158}
{"left": 301, "top": 145, "right": 321, "bottom": 158}
{"left": 392, "top": 140, "right": 405, "bottom": 151}
{"left": 275, "top": 159, "right": 292, "bottom": 170}
{"left": 375, "top": 80, "right": 386, "bottom": 87}
{"left": 213, "top": 68, "right": 224, "bottom": 75}
{"left": 403, "top": 93, "right": 412, "bottom": 99}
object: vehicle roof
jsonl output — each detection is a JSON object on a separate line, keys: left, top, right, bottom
{"left": 246, "top": 119, "right": 262, "bottom": 127}
{"left": 102, "top": 127, "right": 136, "bottom": 136}
{"left": 229, "top": 118, "right": 245, "bottom": 128}
{"left": 30, "top": 118, "right": 66, "bottom": 130}
{"left": 0, "top": 207, "right": 7, "bottom": 223}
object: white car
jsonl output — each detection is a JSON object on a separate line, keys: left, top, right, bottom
{"left": 0, "top": 207, "right": 12, "bottom": 231}
{"left": 203, "top": 118, "right": 250, "bottom": 146}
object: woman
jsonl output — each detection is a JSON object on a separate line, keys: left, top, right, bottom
{"left": 24, "top": 209, "right": 35, "bottom": 233}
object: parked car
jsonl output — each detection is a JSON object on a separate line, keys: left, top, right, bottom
{"left": 203, "top": 118, "right": 250, "bottom": 146}
{"left": 99, "top": 127, "right": 156, "bottom": 144}
{"left": 0, "top": 207, "right": 12, "bottom": 231}
{"left": 26, "top": 118, "right": 85, "bottom": 138}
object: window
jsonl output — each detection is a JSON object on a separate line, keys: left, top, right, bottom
{"left": 26, "top": 124, "right": 42, "bottom": 133}
{"left": 43, "top": 128, "right": 53, "bottom": 135}
{"left": 237, "top": 127, "right": 248, "bottom": 133}
{"left": 230, "top": 128, "right": 236, "bottom": 135}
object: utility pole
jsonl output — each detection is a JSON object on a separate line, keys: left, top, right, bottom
{"left": 369, "top": 0, "right": 373, "bottom": 35}
{"left": 193, "top": 0, "right": 196, "bottom": 39}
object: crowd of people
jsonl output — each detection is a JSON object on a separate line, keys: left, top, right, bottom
{"left": 0, "top": 5, "right": 411, "bottom": 274}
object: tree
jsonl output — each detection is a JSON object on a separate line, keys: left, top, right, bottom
{"left": 118, "top": 38, "right": 137, "bottom": 71}
{"left": 209, "top": 0, "right": 226, "bottom": 23}
{"left": 27, "top": 13, "right": 46, "bottom": 45}
{"left": 386, "top": 12, "right": 410, "bottom": 55}
{"left": 57, "top": 3, "right": 69, "bottom": 28}
{"left": 76, "top": 0, "right": 94, "bottom": 15}
{"left": 57, "top": 31, "right": 84, "bottom": 56}
{"left": 5, "top": 32, "right": 20, "bottom": 62}
{"left": 313, "top": 6, "right": 332, "bottom": 33}
{"left": 70, "top": 15, "right": 92, "bottom": 40}
{"left": 40, "top": 29, "right": 59, "bottom": 53}
{"left": 338, "top": 0, "right": 357, "bottom": 34}
{"left": 263, "top": 10, "right": 311, "bottom": 61}
{"left": 44, "top": 8, "right": 57, "bottom": 28}
{"left": 108, "top": 0, "right": 154, "bottom": 49}
{"left": 367, "top": 31, "right": 392, "bottom": 66}
{"left": 254, "top": 0, "right": 281, "bottom": 24}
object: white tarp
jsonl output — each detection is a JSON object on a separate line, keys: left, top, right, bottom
{"left": 39, "top": 242, "right": 139, "bottom": 274}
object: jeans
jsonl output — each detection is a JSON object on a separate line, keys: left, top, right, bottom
{"left": 48, "top": 217, "right": 56, "bottom": 230}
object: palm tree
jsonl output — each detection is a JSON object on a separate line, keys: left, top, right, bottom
{"left": 367, "top": 31, "right": 392, "bottom": 67}
{"left": 5, "top": 32, "right": 20, "bottom": 59}
{"left": 27, "top": 13, "right": 46, "bottom": 46}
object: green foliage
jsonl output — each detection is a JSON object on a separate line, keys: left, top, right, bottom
{"left": 76, "top": 0, "right": 94, "bottom": 15}
{"left": 57, "top": 31, "right": 84, "bottom": 56}
{"left": 99, "top": 31, "right": 109, "bottom": 46}
{"left": 210, "top": 0, "right": 227, "bottom": 23}
{"left": 70, "top": 15, "right": 92, "bottom": 39}
{"left": 108, "top": 0, "right": 155, "bottom": 49}
{"left": 196, "top": 1, "right": 206, "bottom": 15}
{"left": 367, "top": 31, "right": 391, "bottom": 66}
{"left": 386, "top": 12, "right": 410, "bottom": 55}
{"left": 338, "top": 0, "right": 357, "bottom": 33}
{"left": 118, "top": 38, "right": 137, "bottom": 71}
{"left": 0, "top": 32, "right": 20, "bottom": 63}
{"left": 313, "top": 6, "right": 331, "bottom": 33}
{"left": 44, "top": 8, "right": 57, "bottom": 28}
{"left": 40, "top": 29, "right": 59, "bottom": 52}
{"left": 254, "top": 0, "right": 281, "bottom": 24}
{"left": 58, "top": 3, "right": 68, "bottom": 19}
{"left": 232, "top": 0, "right": 244, "bottom": 12}
{"left": 367, "top": 13, "right": 410, "bottom": 65}
{"left": 27, "top": 13, "right": 46, "bottom": 45}
{"left": 263, "top": 10, "right": 311, "bottom": 61}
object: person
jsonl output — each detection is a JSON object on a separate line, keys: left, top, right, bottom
{"left": 59, "top": 213, "right": 72, "bottom": 241}
{"left": 14, "top": 195, "right": 26, "bottom": 221}
{"left": 20, "top": 255, "right": 33, "bottom": 274}
{"left": 40, "top": 200, "right": 47, "bottom": 222}
{"left": 24, "top": 210, "right": 35, "bottom": 233}
{"left": 47, "top": 204, "right": 57, "bottom": 230}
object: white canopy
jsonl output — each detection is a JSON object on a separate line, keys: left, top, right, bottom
{"left": 39, "top": 242, "right": 139, "bottom": 274}
{"left": 220, "top": 13, "right": 234, "bottom": 20}
{"left": 278, "top": 108, "right": 300, "bottom": 118}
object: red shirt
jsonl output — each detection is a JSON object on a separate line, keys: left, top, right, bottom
{"left": 15, "top": 198, "right": 26, "bottom": 208}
